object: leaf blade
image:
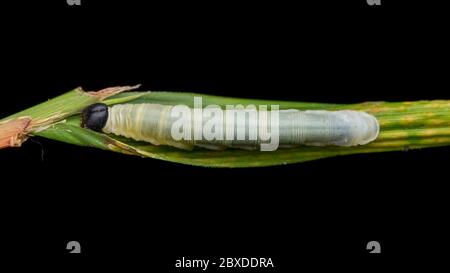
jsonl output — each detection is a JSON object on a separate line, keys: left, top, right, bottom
{"left": 32, "top": 91, "right": 450, "bottom": 167}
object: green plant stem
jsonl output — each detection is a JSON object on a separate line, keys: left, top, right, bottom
{"left": 2, "top": 88, "right": 449, "bottom": 167}
{"left": 31, "top": 92, "right": 450, "bottom": 167}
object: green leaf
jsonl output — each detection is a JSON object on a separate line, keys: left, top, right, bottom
{"left": 30, "top": 91, "right": 450, "bottom": 167}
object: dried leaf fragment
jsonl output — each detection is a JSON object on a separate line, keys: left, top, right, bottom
{"left": 0, "top": 117, "right": 32, "bottom": 148}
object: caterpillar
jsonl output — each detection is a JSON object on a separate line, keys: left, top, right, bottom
{"left": 81, "top": 102, "right": 380, "bottom": 151}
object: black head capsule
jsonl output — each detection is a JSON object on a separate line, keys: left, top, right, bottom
{"left": 81, "top": 103, "right": 109, "bottom": 132}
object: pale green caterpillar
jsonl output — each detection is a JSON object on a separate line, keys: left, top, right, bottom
{"left": 81, "top": 102, "right": 380, "bottom": 151}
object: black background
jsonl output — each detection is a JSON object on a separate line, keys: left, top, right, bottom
{"left": 1, "top": 0, "right": 448, "bottom": 270}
